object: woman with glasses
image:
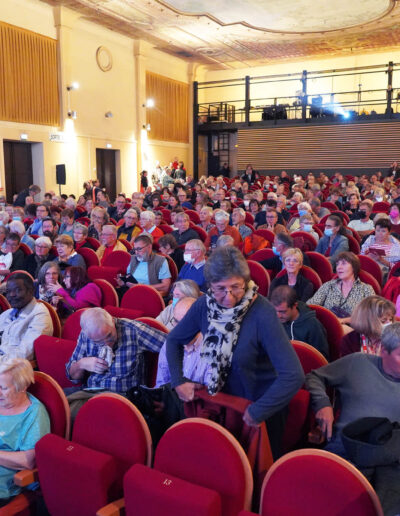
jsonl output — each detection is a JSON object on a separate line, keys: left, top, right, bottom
{"left": 23, "top": 236, "right": 54, "bottom": 279}
{"left": 45, "top": 266, "right": 102, "bottom": 316}
{"left": 87, "top": 206, "right": 109, "bottom": 240}
{"left": 53, "top": 235, "right": 86, "bottom": 276}
{"left": 166, "top": 246, "right": 304, "bottom": 459}
{"left": 36, "top": 261, "right": 62, "bottom": 307}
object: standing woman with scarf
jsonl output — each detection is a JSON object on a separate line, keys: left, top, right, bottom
{"left": 166, "top": 246, "right": 304, "bottom": 459}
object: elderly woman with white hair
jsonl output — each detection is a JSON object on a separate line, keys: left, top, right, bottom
{"left": 287, "top": 201, "right": 312, "bottom": 232}
{"left": 23, "top": 236, "right": 55, "bottom": 279}
{"left": 156, "top": 279, "right": 201, "bottom": 330}
{"left": 0, "top": 357, "right": 50, "bottom": 507}
{"left": 204, "top": 209, "right": 241, "bottom": 250}
{"left": 8, "top": 220, "right": 35, "bottom": 251}
{"left": 139, "top": 210, "right": 164, "bottom": 244}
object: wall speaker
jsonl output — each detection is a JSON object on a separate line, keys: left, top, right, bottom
{"left": 56, "top": 164, "right": 66, "bottom": 185}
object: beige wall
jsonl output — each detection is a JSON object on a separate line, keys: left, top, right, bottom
{"left": 0, "top": 0, "right": 193, "bottom": 200}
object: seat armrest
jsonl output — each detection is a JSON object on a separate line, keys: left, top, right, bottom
{"left": 14, "top": 468, "right": 38, "bottom": 487}
{"left": 96, "top": 498, "right": 125, "bottom": 516}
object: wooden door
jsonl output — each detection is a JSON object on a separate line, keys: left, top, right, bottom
{"left": 96, "top": 148, "right": 116, "bottom": 202}
{"left": 3, "top": 141, "right": 33, "bottom": 203}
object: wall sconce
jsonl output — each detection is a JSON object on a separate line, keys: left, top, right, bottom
{"left": 106, "top": 143, "right": 112, "bottom": 149}
{"left": 66, "top": 82, "right": 79, "bottom": 91}
{"left": 142, "top": 124, "right": 151, "bottom": 131}
{"left": 68, "top": 110, "right": 77, "bottom": 119}
{"left": 105, "top": 111, "right": 113, "bottom": 118}
{"left": 142, "top": 98, "right": 155, "bottom": 108}
{"left": 20, "top": 133, "right": 28, "bottom": 141}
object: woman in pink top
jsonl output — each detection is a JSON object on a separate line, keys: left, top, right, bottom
{"left": 47, "top": 266, "right": 102, "bottom": 315}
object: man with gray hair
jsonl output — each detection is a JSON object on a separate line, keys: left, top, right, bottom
{"left": 178, "top": 239, "right": 207, "bottom": 292}
{"left": 232, "top": 207, "right": 252, "bottom": 240}
{"left": 66, "top": 307, "right": 166, "bottom": 417}
{"left": 139, "top": 210, "right": 164, "bottom": 244}
{"left": 204, "top": 209, "right": 241, "bottom": 250}
{"left": 305, "top": 322, "right": 400, "bottom": 458}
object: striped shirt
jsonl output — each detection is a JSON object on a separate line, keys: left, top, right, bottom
{"left": 65, "top": 318, "right": 166, "bottom": 393}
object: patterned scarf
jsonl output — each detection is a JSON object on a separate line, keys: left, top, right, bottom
{"left": 200, "top": 280, "right": 258, "bottom": 395}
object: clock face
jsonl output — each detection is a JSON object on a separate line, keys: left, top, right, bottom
{"left": 96, "top": 46, "right": 113, "bottom": 72}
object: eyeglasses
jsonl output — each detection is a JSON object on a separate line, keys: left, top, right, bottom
{"left": 211, "top": 285, "right": 245, "bottom": 297}
{"left": 35, "top": 245, "right": 50, "bottom": 249}
{"left": 133, "top": 245, "right": 149, "bottom": 253}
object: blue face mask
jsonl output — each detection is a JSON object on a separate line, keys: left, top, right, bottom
{"left": 298, "top": 209, "right": 308, "bottom": 217}
{"left": 303, "top": 224, "right": 312, "bottom": 232}
{"left": 272, "top": 246, "right": 280, "bottom": 256}
{"left": 324, "top": 228, "right": 333, "bottom": 237}
{"left": 172, "top": 297, "right": 179, "bottom": 308}
{"left": 13, "top": 216, "right": 21, "bottom": 221}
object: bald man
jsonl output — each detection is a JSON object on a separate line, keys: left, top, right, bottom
{"left": 155, "top": 297, "right": 210, "bottom": 387}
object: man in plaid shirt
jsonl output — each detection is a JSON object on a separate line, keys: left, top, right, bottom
{"left": 65, "top": 307, "right": 166, "bottom": 417}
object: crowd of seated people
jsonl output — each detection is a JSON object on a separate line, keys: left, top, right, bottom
{"left": 2, "top": 165, "right": 400, "bottom": 510}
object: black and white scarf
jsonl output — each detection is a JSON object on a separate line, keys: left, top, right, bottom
{"left": 200, "top": 280, "right": 258, "bottom": 395}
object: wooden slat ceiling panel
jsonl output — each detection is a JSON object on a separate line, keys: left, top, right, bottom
{"left": 237, "top": 122, "right": 400, "bottom": 169}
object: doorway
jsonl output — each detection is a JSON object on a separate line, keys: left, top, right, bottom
{"left": 96, "top": 148, "right": 117, "bottom": 202}
{"left": 3, "top": 141, "right": 33, "bottom": 203}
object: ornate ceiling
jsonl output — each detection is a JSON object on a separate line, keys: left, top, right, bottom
{"left": 42, "top": 0, "right": 400, "bottom": 69}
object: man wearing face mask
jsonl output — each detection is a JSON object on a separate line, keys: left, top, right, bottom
{"left": 348, "top": 200, "right": 374, "bottom": 238}
{"left": 178, "top": 239, "right": 207, "bottom": 292}
{"left": 298, "top": 214, "right": 320, "bottom": 242}
{"left": 260, "top": 232, "right": 310, "bottom": 274}
{"left": 119, "top": 235, "right": 171, "bottom": 297}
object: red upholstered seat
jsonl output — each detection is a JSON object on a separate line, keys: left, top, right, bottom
{"left": 159, "top": 223, "right": 173, "bottom": 234}
{"left": 19, "top": 242, "right": 32, "bottom": 256}
{"left": 61, "top": 308, "right": 88, "bottom": 341}
{"left": 77, "top": 247, "right": 100, "bottom": 267}
{"left": 92, "top": 278, "right": 119, "bottom": 307}
{"left": 88, "top": 265, "right": 120, "bottom": 287}
{"left": 34, "top": 335, "right": 78, "bottom": 389}
{"left": 36, "top": 393, "right": 152, "bottom": 516}
{"left": 185, "top": 209, "right": 201, "bottom": 224}
{"left": 123, "top": 463, "right": 222, "bottom": 516}
{"left": 86, "top": 236, "right": 101, "bottom": 250}
{"left": 0, "top": 293, "right": 10, "bottom": 313}
{"left": 372, "top": 201, "right": 390, "bottom": 214}
{"left": 347, "top": 234, "right": 361, "bottom": 254}
{"left": 305, "top": 252, "right": 333, "bottom": 284}
{"left": 290, "top": 231, "right": 317, "bottom": 251}
{"left": 321, "top": 201, "right": 337, "bottom": 211}
{"left": 254, "top": 229, "right": 274, "bottom": 246}
{"left": 291, "top": 340, "right": 328, "bottom": 375}
{"left": 282, "top": 389, "right": 310, "bottom": 453}
{"left": 358, "top": 255, "right": 383, "bottom": 286}
{"left": 308, "top": 304, "right": 344, "bottom": 361}
{"left": 245, "top": 212, "right": 255, "bottom": 224}
{"left": 104, "top": 305, "right": 144, "bottom": 319}
{"left": 160, "top": 209, "right": 172, "bottom": 224}
{"left": 388, "top": 260, "right": 400, "bottom": 281}
{"left": 246, "top": 260, "right": 270, "bottom": 296}
{"left": 103, "top": 249, "right": 131, "bottom": 271}
{"left": 76, "top": 216, "right": 91, "bottom": 226}
{"left": 162, "top": 254, "right": 178, "bottom": 283}
{"left": 154, "top": 418, "right": 253, "bottom": 516}
{"left": 38, "top": 299, "right": 62, "bottom": 338}
{"left": 5, "top": 270, "right": 34, "bottom": 282}
{"left": 382, "top": 276, "right": 400, "bottom": 303}
{"left": 258, "top": 449, "right": 383, "bottom": 516}
{"left": 121, "top": 284, "right": 165, "bottom": 318}
{"left": 118, "top": 238, "right": 133, "bottom": 251}
{"left": 136, "top": 316, "right": 169, "bottom": 333}
{"left": 358, "top": 270, "right": 382, "bottom": 295}
{"left": 192, "top": 225, "right": 208, "bottom": 242}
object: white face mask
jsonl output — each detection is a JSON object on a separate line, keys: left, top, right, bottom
{"left": 184, "top": 253, "right": 194, "bottom": 264}
{"left": 243, "top": 200, "right": 250, "bottom": 207}
{"left": 376, "top": 197, "right": 383, "bottom": 202}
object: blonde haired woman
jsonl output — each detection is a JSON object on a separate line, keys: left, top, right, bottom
{"left": 269, "top": 248, "right": 314, "bottom": 301}
{"left": 340, "top": 296, "right": 395, "bottom": 357}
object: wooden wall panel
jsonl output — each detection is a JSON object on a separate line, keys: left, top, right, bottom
{"left": 237, "top": 122, "right": 400, "bottom": 170}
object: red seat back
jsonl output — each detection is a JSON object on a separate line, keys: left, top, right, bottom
{"left": 290, "top": 231, "right": 317, "bottom": 252}
{"left": 308, "top": 305, "right": 344, "bottom": 361}
{"left": 276, "top": 266, "right": 321, "bottom": 293}
{"left": 282, "top": 389, "right": 311, "bottom": 453}
{"left": 103, "top": 250, "right": 131, "bottom": 272}
{"left": 29, "top": 370, "right": 71, "bottom": 439}
{"left": 92, "top": 278, "right": 119, "bottom": 307}
{"left": 118, "top": 238, "right": 133, "bottom": 251}
{"left": 34, "top": 335, "right": 78, "bottom": 389}
{"left": 246, "top": 260, "right": 270, "bottom": 297}
{"left": 185, "top": 209, "right": 201, "bottom": 224}
{"left": 291, "top": 340, "right": 328, "bottom": 374}
{"left": 321, "top": 201, "right": 337, "bottom": 211}
{"left": 76, "top": 247, "right": 100, "bottom": 267}
{"left": 192, "top": 225, "right": 208, "bottom": 242}
{"left": 159, "top": 224, "right": 173, "bottom": 234}
{"left": 87, "top": 265, "right": 120, "bottom": 287}
{"left": 305, "top": 252, "right": 333, "bottom": 284}
{"left": 155, "top": 418, "right": 253, "bottom": 516}
{"left": 259, "top": 449, "right": 383, "bottom": 516}
{"left": 38, "top": 299, "right": 61, "bottom": 338}
{"left": 382, "top": 276, "right": 400, "bottom": 302}
{"left": 254, "top": 229, "right": 274, "bottom": 245}
{"left": 61, "top": 308, "right": 88, "bottom": 341}
{"left": 0, "top": 293, "right": 10, "bottom": 313}
{"left": 86, "top": 236, "right": 100, "bottom": 250}
{"left": 347, "top": 234, "right": 361, "bottom": 254}
{"left": 358, "top": 270, "right": 382, "bottom": 295}
{"left": 251, "top": 248, "right": 275, "bottom": 262}
{"left": 372, "top": 201, "right": 390, "bottom": 214}
{"left": 121, "top": 285, "right": 165, "bottom": 318}
{"left": 19, "top": 242, "right": 32, "bottom": 256}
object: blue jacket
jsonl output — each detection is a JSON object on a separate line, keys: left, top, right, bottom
{"left": 315, "top": 234, "right": 349, "bottom": 264}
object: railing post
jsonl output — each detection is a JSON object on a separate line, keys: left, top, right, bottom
{"left": 386, "top": 61, "right": 394, "bottom": 117}
{"left": 301, "top": 70, "right": 308, "bottom": 122}
{"left": 245, "top": 76, "right": 250, "bottom": 125}
{"left": 193, "top": 81, "right": 199, "bottom": 180}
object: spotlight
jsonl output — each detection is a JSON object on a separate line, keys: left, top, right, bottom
{"left": 20, "top": 133, "right": 28, "bottom": 141}
{"left": 146, "top": 98, "right": 154, "bottom": 108}
{"left": 66, "top": 82, "right": 79, "bottom": 91}
{"left": 106, "top": 143, "right": 112, "bottom": 149}
{"left": 343, "top": 112, "right": 350, "bottom": 119}
{"left": 67, "top": 110, "right": 77, "bottom": 119}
